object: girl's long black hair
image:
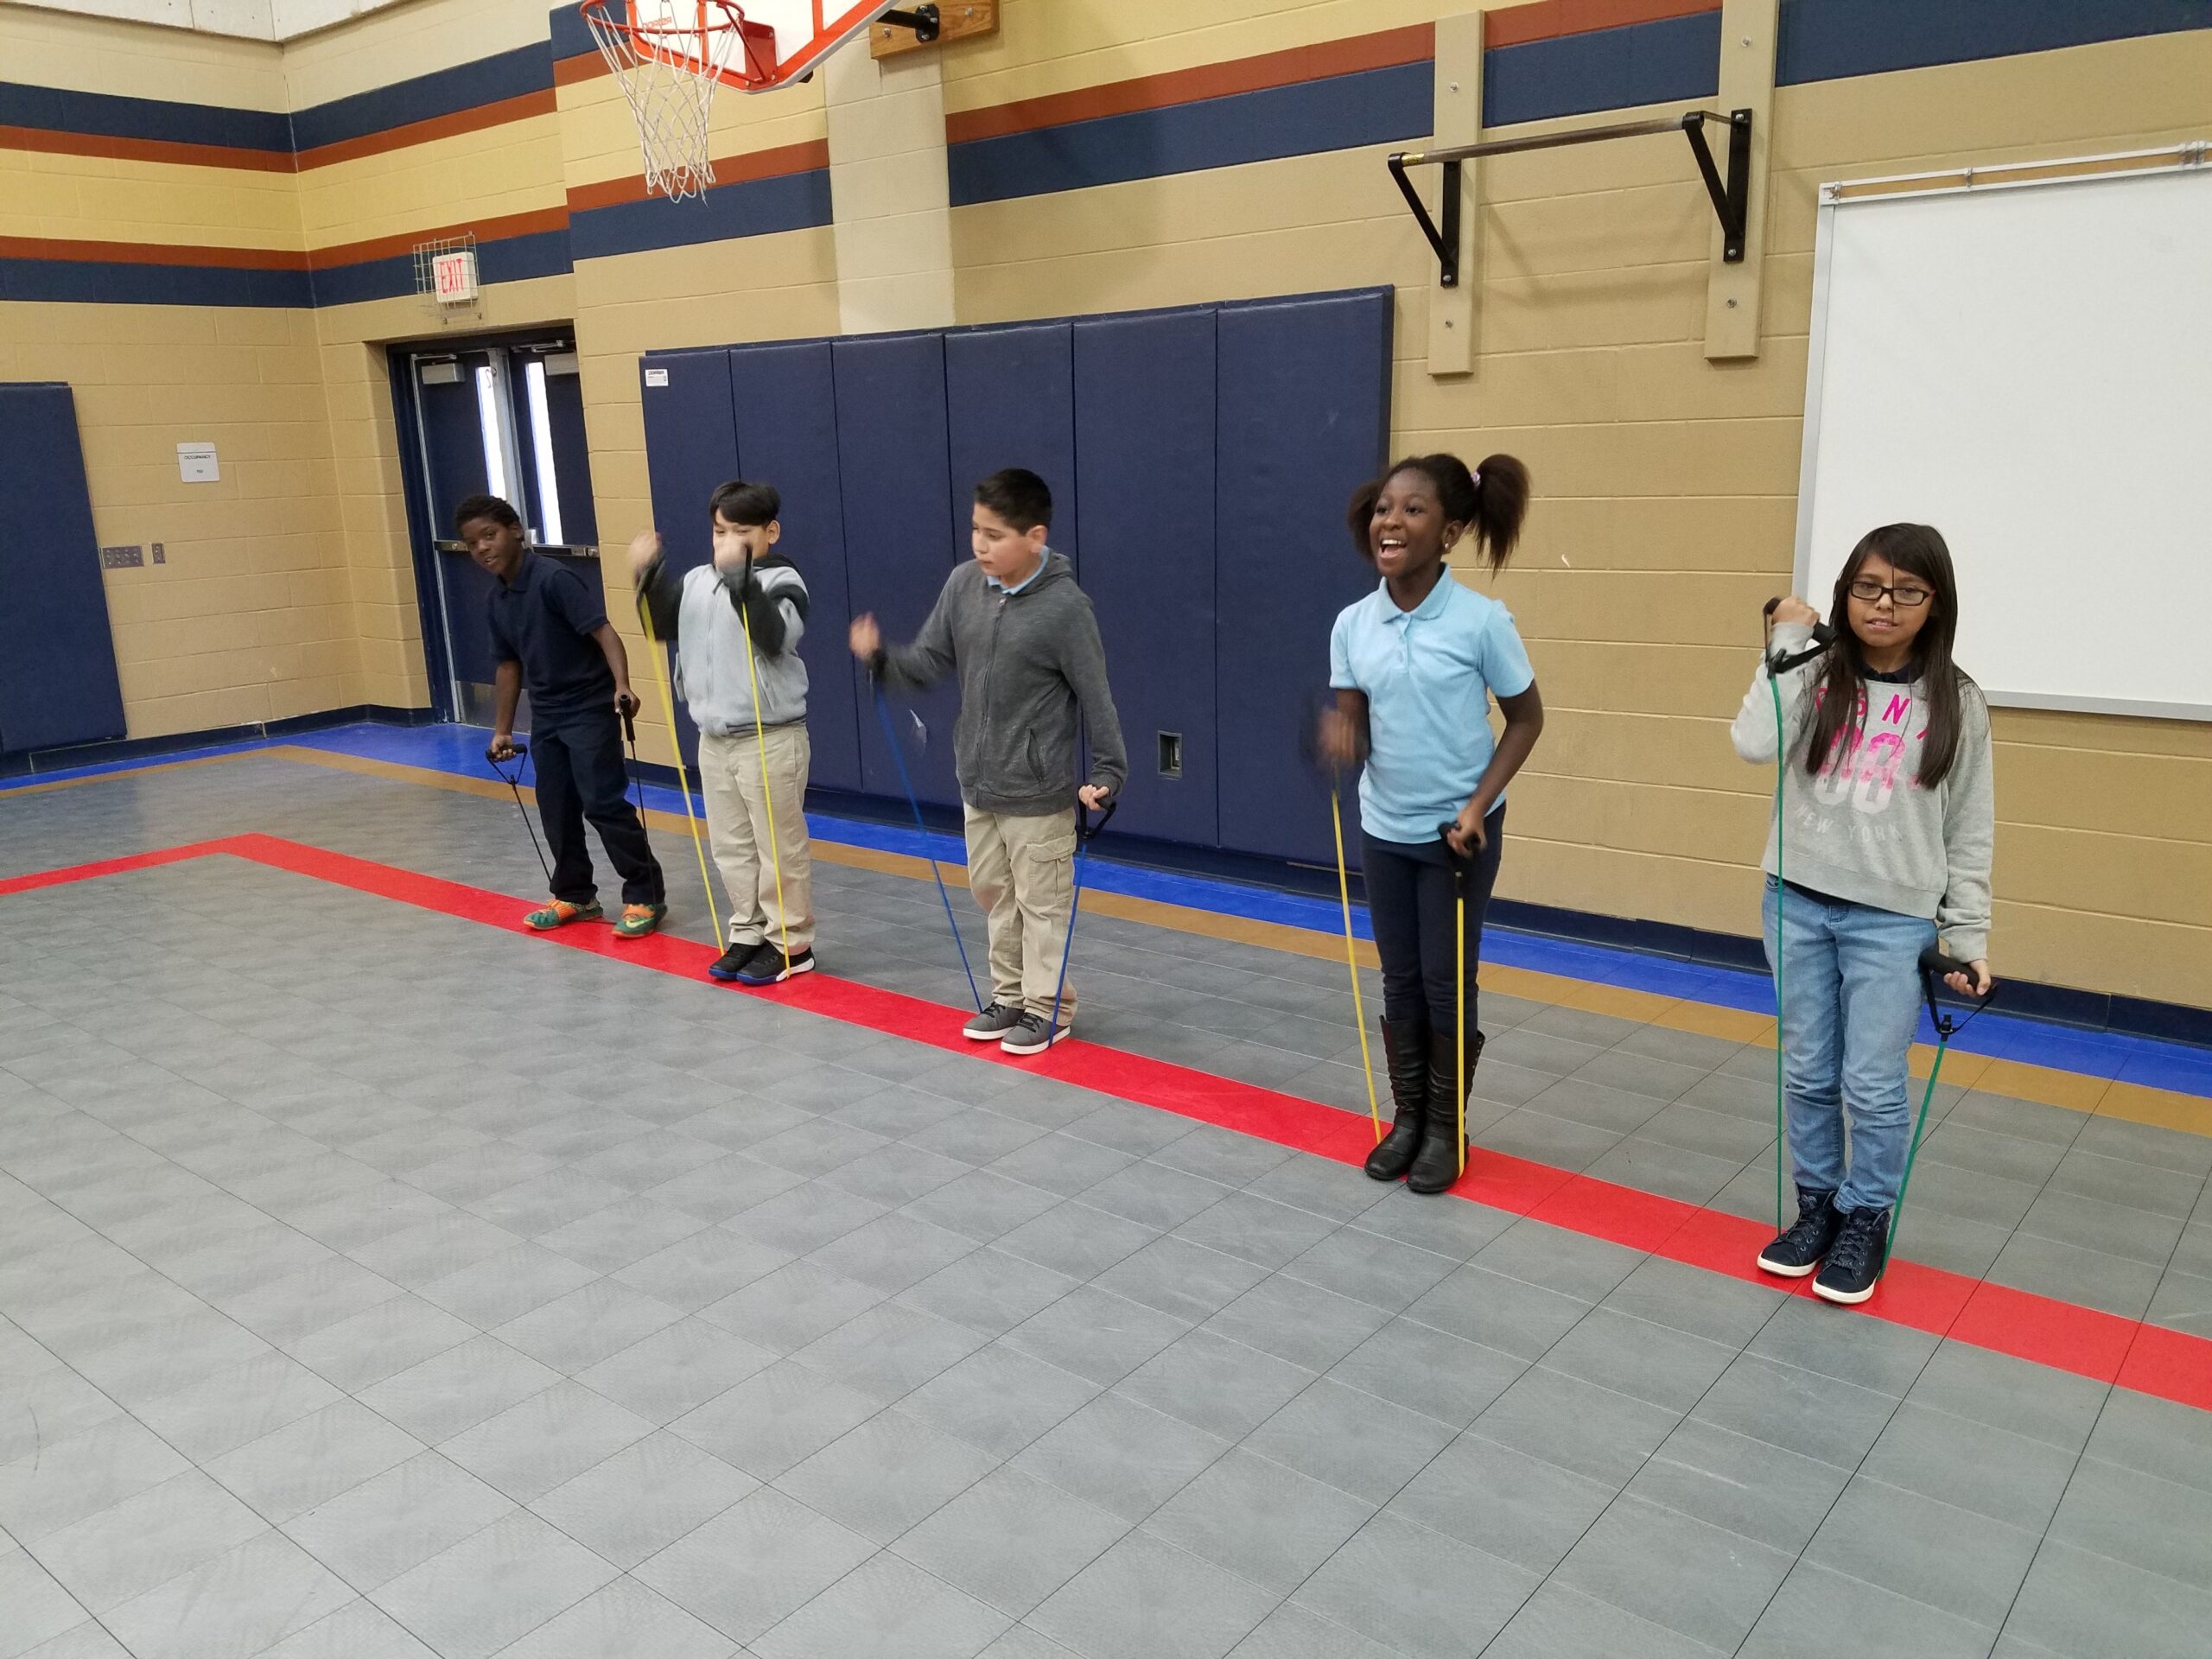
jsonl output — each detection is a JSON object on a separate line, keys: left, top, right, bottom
{"left": 1345, "top": 453, "right": 1531, "bottom": 571}
{"left": 1802, "top": 523, "right": 1978, "bottom": 787}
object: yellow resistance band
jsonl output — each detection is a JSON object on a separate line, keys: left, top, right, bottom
{"left": 737, "top": 597, "right": 791, "bottom": 963}
{"left": 1330, "top": 788, "right": 1382, "bottom": 1143}
{"left": 637, "top": 601, "right": 723, "bottom": 944}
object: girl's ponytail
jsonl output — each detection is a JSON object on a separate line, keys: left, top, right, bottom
{"left": 1464, "top": 453, "right": 1530, "bottom": 570}
{"left": 1346, "top": 453, "right": 1532, "bottom": 570}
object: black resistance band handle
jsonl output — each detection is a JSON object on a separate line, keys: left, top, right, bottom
{"left": 486, "top": 741, "right": 528, "bottom": 763}
{"left": 1436, "top": 822, "right": 1478, "bottom": 887}
{"left": 1919, "top": 945, "right": 1993, "bottom": 995}
{"left": 1918, "top": 944, "right": 1995, "bottom": 1039}
{"left": 1077, "top": 799, "right": 1118, "bottom": 842}
{"left": 1762, "top": 597, "right": 1838, "bottom": 674}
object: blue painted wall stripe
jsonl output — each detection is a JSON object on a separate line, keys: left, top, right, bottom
{"left": 1777, "top": 0, "right": 2212, "bottom": 85}
{"left": 306, "top": 226, "right": 574, "bottom": 308}
{"left": 1485, "top": 10, "right": 1722, "bottom": 127}
{"left": 0, "top": 257, "right": 314, "bottom": 308}
{"left": 0, "top": 78, "right": 293, "bottom": 151}
{"left": 289, "top": 41, "right": 554, "bottom": 151}
{"left": 948, "top": 61, "right": 1433, "bottom": 207}
{"left": 550, "top": 3, "right": 596, "bottom": 63}
{"left": 569, "top": 168, "right": 834, "bottom": 260}
{"left": 945, "top": 13, "right": 1729, "bottom": 209}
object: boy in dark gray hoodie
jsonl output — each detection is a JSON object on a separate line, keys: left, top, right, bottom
{"left": 850, "top": 468, "right": 1126, "bottom": 1054}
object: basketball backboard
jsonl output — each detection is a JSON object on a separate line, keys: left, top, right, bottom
{"left": 586, "top": 0, "right": 939, "bottom": 199}
{"left": 615, "top": 0, "right": 931, "bottom": 92}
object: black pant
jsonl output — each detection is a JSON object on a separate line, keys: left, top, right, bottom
{"left": 1363, "top": 804, "right": 1505, "bottom": 1029}
{"left": 531, "top": 708, "right": 664, "bottom": 907}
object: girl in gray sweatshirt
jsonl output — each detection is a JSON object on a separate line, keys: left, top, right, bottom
{"left": 1731, "top": 523, "right": 1994, "bottom": 1305}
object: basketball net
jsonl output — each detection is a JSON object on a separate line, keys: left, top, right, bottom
{"left": 582, "top": 0, "right": 747, "bottom": 201}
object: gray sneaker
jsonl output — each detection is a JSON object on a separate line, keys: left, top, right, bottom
{"left": 962, "top": 1001, "right": 1025, "bottom": 1042}
{"left": 1000, "top": 1011, "right": 1068, "bottom": 1056}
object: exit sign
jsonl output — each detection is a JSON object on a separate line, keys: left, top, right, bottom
{"left": 432, "top": 250, "right": 480, "bottom": 303}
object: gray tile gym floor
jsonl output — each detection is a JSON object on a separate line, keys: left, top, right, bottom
{"left": 3, "top": 752, "right": 2210, "bottom": 1658}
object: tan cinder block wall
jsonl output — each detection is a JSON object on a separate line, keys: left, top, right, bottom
{"left": 0, "top": 5, "right": 361, "bottom": 736}
{"left": 3, "top": 0, "right": 2207, "bottom": 1008}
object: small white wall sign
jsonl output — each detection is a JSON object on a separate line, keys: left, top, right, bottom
{"left": 431, "top": 249, "right": 480, "bottom": 303}
{"left": 177, "top": 442, "right": 220, "bottom": 483}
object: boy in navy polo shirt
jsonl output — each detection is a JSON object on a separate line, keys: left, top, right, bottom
{"left": 462, "top": 494, "right": 666, "bottom": 938}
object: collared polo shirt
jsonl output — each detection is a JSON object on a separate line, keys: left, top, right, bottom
{"left": 985, "top": 547, "right": 1049, "bottom": 595}
{"left": 485, "top": 550, "right": 615, "bottom": 724}
{"left": 1329, "top": 569, "right": 1535, "bottom": 844}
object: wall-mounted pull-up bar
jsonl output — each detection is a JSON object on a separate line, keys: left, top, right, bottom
{"left": 1389, "top": 108, "right": 1755, "bottom": 286}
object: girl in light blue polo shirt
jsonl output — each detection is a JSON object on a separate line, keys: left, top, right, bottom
{"left": 1319, "top": 452, "right": 1545, "bottom": 1195}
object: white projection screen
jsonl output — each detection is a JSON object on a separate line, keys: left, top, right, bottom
{"left": 1794, "top": 156, "right": 2212, "bottom": 721}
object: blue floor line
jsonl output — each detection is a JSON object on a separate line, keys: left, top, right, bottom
{"left": 22, "top": 719, "right": 2210, "bottom": 1101}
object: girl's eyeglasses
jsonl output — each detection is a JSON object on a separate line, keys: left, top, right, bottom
{"left": 1847, "top": 578, "right": 1932, "bottom": 608}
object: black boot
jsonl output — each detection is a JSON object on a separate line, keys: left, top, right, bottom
{"left": 1363, "top": 1014, "right": 1430, "bottom": 1182}
{"left": 1407, "top": 1027, "right": 1484, "bottom": 1195}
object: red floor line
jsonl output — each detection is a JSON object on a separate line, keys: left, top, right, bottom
{"left": 10, "top": 834, "right": 2211, "bottom": 1414}
{"left": 0, "top": 839, "right": 235, "bottom": 898}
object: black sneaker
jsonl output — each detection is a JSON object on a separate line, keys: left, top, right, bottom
{"left": 1000, "top": 1011, "right": 1067, "bottom": 1056}
{"left": 962, "top": 1001, "right": 1026, "bottom": 1042}
{"left": 1813, "top": 1205, "right": 1891, "bottom": 1305}
{"left": 1757, "top": 1185, "right": 1841, "bottom": 1278}
{"left": 736, "top": 946, "right": 815, "bottom": 986}
{"left": 708, "top": 940, "right": 766, "bottom": 982}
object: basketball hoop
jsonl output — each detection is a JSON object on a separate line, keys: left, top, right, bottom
{"left": 582, "top": 0, "right": 772, "bottom": 201}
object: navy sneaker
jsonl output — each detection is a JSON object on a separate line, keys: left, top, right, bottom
{"left": 1813, "top": 1206, "right": 1891, "bottom": 1305}
{"left": 1758, "top": 1185, "right": 1842, "bottom": 1278}
{"left": 709, "top": 941, "right": 766, "bottom": 982}
{"left": 736, "top": 946, "right": 815, "bottom": 985}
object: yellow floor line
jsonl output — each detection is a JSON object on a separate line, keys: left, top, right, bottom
{"left": 39, "top": 742, "right": 2209, "bottom": 1141}
{"left": 1, "top": 751, "right": 249, "bottom": 797}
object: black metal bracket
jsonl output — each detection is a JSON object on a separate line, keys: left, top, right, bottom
{"left": 1389, "top": 107, "right": 1755, "bottom": 288}
{"left": 1683, "top": 108, "right": 1754, "bottom": 262}
{"left": 1388, "top": 155, "right": 1464, "bottom": 287}
{"left": 879, "top": 3, "right": 941, "bottom": 43}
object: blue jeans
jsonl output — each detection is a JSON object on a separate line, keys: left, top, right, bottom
{"left": 1762, "top": 877, "right": 1935, "bottom": 1213}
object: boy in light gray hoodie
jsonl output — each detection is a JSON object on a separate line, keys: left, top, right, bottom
{"left": 630, "top": 480, "right": 816, "bottom": 986}
{"left": 850, "top": 467, "right": 1126, "bottom": 1054}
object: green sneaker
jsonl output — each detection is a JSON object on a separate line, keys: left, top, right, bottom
{"left": 613, "top": 903, "right": 667, "bottom": 941}
{"left": 524, "top": 899, "right": 602, "bottom": 931}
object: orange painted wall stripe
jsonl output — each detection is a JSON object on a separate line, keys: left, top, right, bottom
{"left": 942, "top": 2, "right": 1726, "bottom": 146}
{"left": 307, "top": 203, "right": 572, "bottom": 270}
{"left": 564, "top": 136, "right": 830, "bottom": 210}
{"left": 554, "top": 48, "right": 613, "bottom": 88}
{"left": 945, "top": 23, "right": 1434, "bottom": 145}
{"left": 0, "top": 233, "right": 308, "bottom": 270}
{"left": 0, "top": 123, "right": 296, "bottom": 172}
{"left": 293, "top": 87, "right": 559, "bottom": 169}
{"left": 1485, "top": 0, "right": 1723, "bottom": 50}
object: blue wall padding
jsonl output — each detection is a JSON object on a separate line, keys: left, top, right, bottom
{"left": 639, "top": 346, "right": 741, "bottom": 766}
{"left": 1073, "top": 305, "right": 1220, "bottom": 849}
{"left": 0, "top": 384, "right": 127, "bottom": 754}
{"left": 1215, "top": 289, "right": 1394, "bottom": 867}
{"left": 831, "top": 332, "right": 964, "bottom": 807}
{"left": 945, "top": 321, "right": 1080, "bottom": 571}
{"left": 640, "top": 285, "right": 1394, "bottom": 869}
{"left": 728, "top": 339, "right": 864, "bottom": 794}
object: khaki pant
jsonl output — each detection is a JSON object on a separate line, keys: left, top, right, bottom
{"left": 698, "top": 726, "right": 814, "bottom": 953}
{"left": 963, "top": 804, "right": 1078, "bottom": 1021}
